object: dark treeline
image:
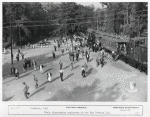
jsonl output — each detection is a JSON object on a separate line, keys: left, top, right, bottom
{"left": 96, "top": 2, "right": 148, "bottom": 37}
{"left": 3, "top": 2, "right": 148, "bottom": 48}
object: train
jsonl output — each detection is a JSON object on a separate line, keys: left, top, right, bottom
{"left": 87, "top": 28, "right": 148, "bottom": 74}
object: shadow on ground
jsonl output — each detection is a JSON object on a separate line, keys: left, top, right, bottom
{"left": 44, "top": 68, "right": 53, "bottom": 73}
{"left": 74, "top": 58, "right": 84, "bottom": 64}
{"left": 60, "top": 52, "right": 69, "bottom": 57}
{"left": 97, "top": 83, "right": 121, "bottom": 101}
{"left": 29, "top": 86, "right": 46, "bottom": 98}
{"left": 3, "top": 95, "right": 14, "bottom": 101}
{"left": 38, "top": 76, "right": 60, "bottom": 88}
{"left": 3, "top": 71, "right": 32, "bottom": 84}
{"left": 3, "top": 50, "right": 67, "bottom": 79}
{"left": 64, "top": 65, "right": 70, "bottom": 69}
{"left": 45, "top": 79, "right": 121, "bottom": 101}
{"left": 86, "top": 68, "right": 93, "bottom": 76}
{"left": 64, "top": 73, "right": 74, "bottom": 81}
{"left": 72, "top": 65, "right": 80, "bottom": 70}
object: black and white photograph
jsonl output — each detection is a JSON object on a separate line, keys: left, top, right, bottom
{"left": 2, "top": 1, "right": 148, "bottom": 103}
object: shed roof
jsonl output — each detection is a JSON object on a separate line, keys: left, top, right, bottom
{"left": 87, "top": 28, "right": 130, "bottom": 43}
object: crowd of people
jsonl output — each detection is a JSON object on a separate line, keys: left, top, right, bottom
{"left": 10, "top": 35, "right": 108, "bottom": 99}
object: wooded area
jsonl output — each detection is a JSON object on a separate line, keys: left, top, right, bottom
{"left": 3, "top": 2, "right": 148, "bottom": 48}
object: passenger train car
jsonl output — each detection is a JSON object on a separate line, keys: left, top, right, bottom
{"left": 87, "top": 28, "right": 148, "bottom": 74}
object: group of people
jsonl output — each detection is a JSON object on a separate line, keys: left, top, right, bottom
{"left": 22, "top": 63, "right": 51, "bottom": 99}
{"left": 23, "top": 58, "right": 33, "bottom": 71}
{"left": 92, "top": 43, "right": 101, "bottom": 52}
{"left": 14, "top": 49, "right": 24, "bottom": 62}
{"left": 10, "top": 49, "right": 25, "bottom": 80}
{"left": 96, "top": 49, "right": 105, "bottom": 67}
{"left": 10, "top": 66, "right": 19, "bottom": 80}
{"left": 17, "top": 35, "right": 106, "bottom": 99}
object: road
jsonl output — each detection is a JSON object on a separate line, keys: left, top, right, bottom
{"left": 3, "top": 39, "right": 147, "bottom": 102}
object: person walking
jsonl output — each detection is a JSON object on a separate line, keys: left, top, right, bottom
{"left": 86, "top": 53, "right": 89, "bottom": 63}
{"left": 54, "top": 45, "right": 57, "bottom": 51}
{"left": 24, "top": 58, "right": 28, "bottom": 70}
{"left": 74, "top": 45, "right": 77, "bottom": 50}
{"left": 81, "top": 48, "right": 84, "bottom": 57}
{"left": 52, "top": 51, "right": 56, "bottom": 58}
{"left": 14, "top": 68, "right": 19, "bottom": 80}
{"left": 23, "top": 82, "right": 30, "bottom": 99}
{"left": 73, "top": 52, "right": 75, "bottom": 61}
{"left": 47, "top": 72, "right": 52, "bottom": 82}
{"left": 99, "top": 42, "right": 101, "bottom": 50}
{"left": 92, "top": 44, "right": 94, "bottom": 52}
{"left": 88, "top": 50, "right": 90, "bottom": 61}
{"left": 21, "top": 53, "right": 24, "bottom": 60}
{"left": 18, "top": 48, "right": 20, "bottom": 54}
{"left": 70, "top": 61, "right": 73, "bottom": 70}
{"left": 16, "top": 53, "right": 19, "bottom": 62}
{"left": 59, "top": 60, "right": 63, "bottom": 70}
{"left": 83, "top": 62, "right": 88, "bottom": 76}
{"left": 69, "top": 51, "right": 71, "bottom": 61}
{"left": 39, "top": 64, "right": 44, "bottom": 73}
{"left": 100, "top": 56, "right": 104, "bottom": 68}
{"left": 32, "top": 60, "right": 37, "bottom": 71}
{"left": 85, "top": 49, "right": 88, "bottom": 57}
{"left": 66, "top": 46, "right": 69, "bottom": 51}
{"left": 96, "top": 57, "right": 99, "bottom": 67}
{"left": 95, "top": 44, "right": 97, "bottom": 52}
{"left": 27, "top": 57, "right": 32, "bottom": 68}
{"left": 33, "top": 75, "right": 38, "bottom": 89}
{"left": 76, "top": 51, "right": 79, "bottom": 61}
{"left": 81, "top": 66, "right": 86, "bottom": 77}
{"left": 23, "top": 61, "right": 27, "bottom": 72}
{"left": 58, "top": 43, "right": 60, "bottom": 48}
{"left": 61, "top": 48, "right": 64, "bottom": 54}
{"left": 77, "top": 47, "right": 80, "bottom": 53}
{"left": 11, "top": 65, "right": 15, "bottom": 76}
{"left": 59, "top": 69, "right": 64, "bottom": 81}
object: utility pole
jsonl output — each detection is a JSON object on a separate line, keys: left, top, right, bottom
{"left": 97, "top": 12, "right": 99, "bottom": 30}
{"left": 138, "top": 16, "right": 140, "bottom": 36}
{"left": 16, "top": 20, "right": 22, "bottom": 49}
{"left": 19, "top": 23, "right": 22, "bottom": 49}
{"left": 127, "top": 3, "right": 129, "bottom": 24}
{"left": 10, "top": 16, "right": 13, "bottom": 65}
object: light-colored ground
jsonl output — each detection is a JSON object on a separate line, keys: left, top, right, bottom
{"left": 2, "top": 39, "right": 147, "bottom": 102}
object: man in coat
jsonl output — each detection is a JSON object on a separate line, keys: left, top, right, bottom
{"left": 14, "top": 68, "right": 19, "bottom": 80}
{"left": 11, "top": 65, "right": 15, "bottom": 76}
{"left": 23, "top": 82, "right": 30, "bottom": 99}
{"left": 33, "top": 75, "right": 38, "bottom": 89}
{"left": 59, "top": 60, "right": 63, "bottom": 70}
{"left": 75, "top": 51, "right": 79, "bottom": 61}
{"left": 59, "top": 69, "right": 64, "bottom": 81}
{"left": 16, "top": 53, "right": 19, "bottom": 62}
{"left": 23, "top": 61, "right": 27, "bottom": 72}
{"left": 54, "top": 45, "right": 57, "bottom": 51}
{"left": 52, "top": 51, "right": 56, "bottom": 58}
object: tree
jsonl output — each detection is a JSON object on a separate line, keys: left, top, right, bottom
{"left": 53, "top": 2, "right": 95, "bottom": 51}
{"left": 100, "top": 2, "right": 148, "bottom": 37}
{"left": 3, "top": 2, "right": 52, "bottom": 46}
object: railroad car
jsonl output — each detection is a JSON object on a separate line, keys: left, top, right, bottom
{"left": 87, "top": 28, "right": 148, "bottom": 74}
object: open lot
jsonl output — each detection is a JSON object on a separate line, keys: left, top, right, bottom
{"left": 3, "top": 38, "right": 147, "bottom": 101}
